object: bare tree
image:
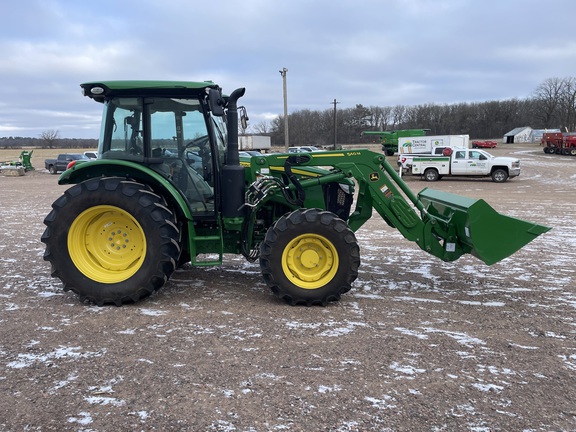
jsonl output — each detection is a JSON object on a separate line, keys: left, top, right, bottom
{"left": 532, "top": 77, "right": 565, "bottom": 128}
{"left": 558, "top": 77, "right": 576, "bottom": 131}
{"left": 251, "top": 120, "right": 271, "bottom": 135}
{"left": 40, "top": 129, "right": 60, "bottom": 149}
{"left": 391, "top": 105, "right": 406, "bottom": 129}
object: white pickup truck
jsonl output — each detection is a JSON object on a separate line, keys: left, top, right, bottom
{"left": 410, "top": 148, "right": 521, "bottom": 182}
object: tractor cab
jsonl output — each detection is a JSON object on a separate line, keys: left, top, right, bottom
{"left": 98, "top": 96, "right": 224, "bottom": 214}
{"left": 81, "top": 81, "right": 234, "bottom": 216}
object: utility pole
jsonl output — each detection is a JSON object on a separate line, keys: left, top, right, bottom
{"left": 280, "top": 68, "right": 289, "bottom": 151}
{"left": 331, "top": 98, "right": 339, "bottom": 150}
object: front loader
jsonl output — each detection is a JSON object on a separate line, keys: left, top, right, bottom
{"left": 41, "top": 81, "right": 550, "bottom": 306}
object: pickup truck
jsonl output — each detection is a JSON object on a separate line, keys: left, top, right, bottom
{"left": 398, "top": 146, "right": 449, "bottom": 172}
{"left": 45, "top": 153, "right": 90, "bottom": 174}
{"left": 411, "top": 148, "right": 521, "bottom": 182}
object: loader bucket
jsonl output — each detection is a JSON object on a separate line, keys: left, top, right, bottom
{"left": 418, "top": 188, "right": 551, "bottom": 265}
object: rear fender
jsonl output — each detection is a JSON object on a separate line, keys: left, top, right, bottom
{"left": 57, "top": 159, "right": 193, "bottom": 221}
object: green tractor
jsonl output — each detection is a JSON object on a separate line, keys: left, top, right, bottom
{"left": 41, "top": 81, "right": 550, "bottom": 306}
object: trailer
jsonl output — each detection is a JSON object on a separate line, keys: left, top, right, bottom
{"left": 397, "top": 135, "right": 470, "bottom": 173}
{"left": 398, "top": 135, "right": 469, "bottom": 155}
{"left": 541, "top": 132, "right": 576, "bottom": 156}
{"left": 239, "top": 135, "right": 271, "bottom": 152}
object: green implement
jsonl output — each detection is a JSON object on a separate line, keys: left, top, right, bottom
{"left": 418, "top": 188, "right": 551, "bottom": 265}
{"left": 362, "top": 128, "right": 429, "bottom": 156}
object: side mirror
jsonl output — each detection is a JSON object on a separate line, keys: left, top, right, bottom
{"left": 240, "top": 106, "right": 249, "bottom": 130}
{"left": 208, "top": 88, "right": 225, "bottom": 116}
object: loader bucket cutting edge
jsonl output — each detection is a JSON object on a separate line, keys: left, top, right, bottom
{"left": 418, "top": 188, "right": 551, "bottom": 265}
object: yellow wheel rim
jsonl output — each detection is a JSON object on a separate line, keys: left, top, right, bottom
{"left": 281, "top": 233, "right": 339, "bottom": 289}
{"left": 68, "top": 205, "right": 146, "bottom": 284}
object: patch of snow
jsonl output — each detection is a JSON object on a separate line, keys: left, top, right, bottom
{"left": 421, "top": 327, "right": 486, "bottom": 347}
{"left": 389, "top": 362, "right": 426, "bottom": 376}
{"left": 67, "top": 411, "right": 93, "bottom": 425}
{"left": 394, "top": 296, "right": 444, "bottom": 304}
{"left": 140, "top": 308, "right": 167, "bottom": 316}
{"left": 85, "top": 396, "right": 126, "bottom": 407}
{"left": 394, "top": 327, "right": 429, "bottom": 340}
{"left": 7, "top": 346, "right": 106, "bottom": 369}
{"left": 318, "top": 384, "right": 342, "bottom": 393}
{"left": 364, "top": 395, "right": 397, "bottom": 409}
{"left": 471, "top": 383, "right": 504, "bottom": 393}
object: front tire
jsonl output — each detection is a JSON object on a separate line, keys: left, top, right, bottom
{"left": 491, "top": 168, "right": 509, "bottom": 183}
{"left": 41, "top": 177, "right": 181, "bottom": 305}
{"left": 259, "top": 209, "right": 360, "bottom": 306}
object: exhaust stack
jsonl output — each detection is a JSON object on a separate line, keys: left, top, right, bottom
{"left": 221, "top": 88, "right": 246, "bottom": 218}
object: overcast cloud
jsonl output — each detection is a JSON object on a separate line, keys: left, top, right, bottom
{"left": 1, "top": 0, "right": 575, "bottom": 138}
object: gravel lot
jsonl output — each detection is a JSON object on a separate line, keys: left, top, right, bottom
{"left": 0, "top": 144, "right": 575, "bottom": 431}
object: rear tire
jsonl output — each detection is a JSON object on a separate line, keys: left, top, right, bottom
{"left": 49, "top": 165, "right": 57, "bottom": 175}
{"left": 41, "top": 177, "right": 181, "bottom": 305}
{"left": 423, "top": 168, "right": 439, "bottom": 181}
{"left": 259, "top": 209, "right": 360, "bottom": 306}
{"left": 491, "top": 168, "right": 509, "bottom": 183}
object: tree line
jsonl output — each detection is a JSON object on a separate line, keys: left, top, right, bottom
{"left": 0, "top": 130, "right": 97, "bottom": 149}
{"left": 253, "top": 77, "right": 576, "bottom": 146}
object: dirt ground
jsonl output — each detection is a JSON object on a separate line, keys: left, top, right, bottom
{"left": 0, "top": 144, "right": 575, "bottom": 431}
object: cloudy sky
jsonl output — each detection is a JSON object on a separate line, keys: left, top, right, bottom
{"left": 1, "top": 0, "right": 576, "bottom": 139}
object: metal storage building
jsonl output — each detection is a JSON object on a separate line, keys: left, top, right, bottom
{"left": 503, "top": 127, "right": 533, "bottom": 144}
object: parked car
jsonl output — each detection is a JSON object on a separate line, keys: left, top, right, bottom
{"left": 83, "top": 151, "right": 99, "bottom": 159}
{"left": 239, "top": 150, "right": 263, "bottom": 157}
{"left": 288, "top": 146, "right": 323, "bottom": 153}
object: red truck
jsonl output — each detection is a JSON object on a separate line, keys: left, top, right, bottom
{"left": 472, "top": 140, "right": 498, "bottom": 149}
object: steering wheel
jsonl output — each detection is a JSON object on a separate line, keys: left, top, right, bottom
{"left": 185, "top": 135, "right": 210, "bottom": 153}
{"left": 184, "top": 135, "right": 212, "bottom": 179}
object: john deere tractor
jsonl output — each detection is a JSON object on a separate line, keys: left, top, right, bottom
{"left": 41, "top": 81, "right": 550, "bottom": 306}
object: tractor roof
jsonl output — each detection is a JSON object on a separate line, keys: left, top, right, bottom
{"left": 81, "top": 80, "right": 220, "bottom": 102}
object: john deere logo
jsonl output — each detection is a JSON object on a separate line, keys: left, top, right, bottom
{"left": 369, "top": 172, "right": 380, "bottom": 181}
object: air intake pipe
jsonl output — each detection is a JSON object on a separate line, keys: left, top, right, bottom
{"left": 222, "top": 87, "right": 246, "bottom": 218}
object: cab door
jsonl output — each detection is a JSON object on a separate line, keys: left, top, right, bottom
{"left": 450, "top": 150, "right": 468, "bottom": 175}
{"left": 465, "top": 150, "right": 489, "bottom": 174}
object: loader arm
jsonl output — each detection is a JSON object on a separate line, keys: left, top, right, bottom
{"left": 251, "top": 149, "right": 550, "bottom": 265}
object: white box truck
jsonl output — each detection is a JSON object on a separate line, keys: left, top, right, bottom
{"left": 398, "top": 134, "right": 469, "bottom": 154}
{"left": 239, "top": 135, "right": 271, "bottom": 151}
{"left": 397, "top": 135, "right": 470, "bottom": 172}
